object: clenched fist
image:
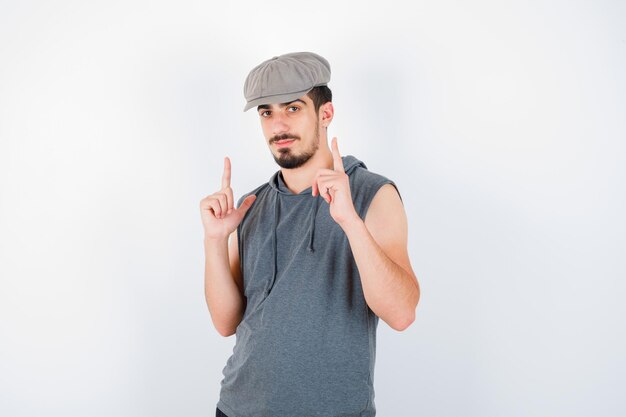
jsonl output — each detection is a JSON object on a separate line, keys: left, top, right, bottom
{"left": 200, "top": 157, "right": 256, "bottom": 240}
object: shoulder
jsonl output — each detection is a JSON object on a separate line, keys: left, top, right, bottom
{"left": 364, "top": 183, "right": 408, "bottom": 254}
{"left": 346, "top": 159, "right": 401, "bottom": 218}
{"left": 347, "top": 158, "right": 399, "bottom": 198}
{"left": 236, "top": 182, "right": 271, "bottom": 236}
{"left": 366, "top": 183, "right": 403, "bottom": 221}
{"left": 348, "top": 164, "right": 390, "bottom": 186}
{"left": 236, "top": 182, "right": 270, "bottom": 207}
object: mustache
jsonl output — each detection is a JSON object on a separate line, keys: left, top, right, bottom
{"left": 270, "top": 134, "right": 300, "bottom": 144}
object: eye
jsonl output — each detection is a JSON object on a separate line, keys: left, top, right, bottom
{"left": 287, "top": 106, "right": 299, "bottom": 112}
{"left": 260, "top": 110, "right": 271, "bottom": 118}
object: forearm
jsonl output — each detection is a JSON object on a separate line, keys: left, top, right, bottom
{"left": 342, "top": 218, "right": 419, "bottom": 331}
{"left": 204, "top": 237, "right": 244, "bottom": 336}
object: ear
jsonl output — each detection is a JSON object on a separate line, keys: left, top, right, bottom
{"left": 319, "top": 102, "right": 334, "bottom": 128}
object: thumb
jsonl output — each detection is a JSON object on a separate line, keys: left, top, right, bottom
{"left": 235, "top": 194, "right": 256, "bottom": 216}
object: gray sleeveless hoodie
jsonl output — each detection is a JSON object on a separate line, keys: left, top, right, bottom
{"left": 217, "top": 155, "right": 398, "bottom": 417}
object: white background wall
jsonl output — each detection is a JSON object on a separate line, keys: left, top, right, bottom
{"left": 1, "top": 1, "right": 624, "bottom": 416}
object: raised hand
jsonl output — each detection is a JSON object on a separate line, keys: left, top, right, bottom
{"left": 200, "top": 157, "right": 256, "bottom": 240}
{"left": 312, "top": 137, "right": 359, "bottom": 227}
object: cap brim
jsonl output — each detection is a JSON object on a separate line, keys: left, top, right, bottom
{"left": 243, "top": 88, "right": 314, "bottom": 112}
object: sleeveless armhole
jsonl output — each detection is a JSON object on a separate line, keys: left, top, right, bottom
{"left": 235, "top": 183, "right": 269, "bottom": 289}
{"left": 350, "top": 167, "right": 401, "bottom": 221}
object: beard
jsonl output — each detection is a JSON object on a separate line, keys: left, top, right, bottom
{"left": 270, "top": 123, "right": 320, "bottom": 169}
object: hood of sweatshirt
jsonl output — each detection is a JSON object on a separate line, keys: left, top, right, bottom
{"left": 263, "top": 155, "right": 367, "bottom": 294}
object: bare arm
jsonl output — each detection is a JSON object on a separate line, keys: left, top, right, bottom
{"left": 204, "top": 230, "right": 245, "bottom": 337}
{"left": 311, "top": 138, "right": 419, "bottom": 331}
{"left": 343, "top": 183, "right": 420, "bottom": 331}
{"left": 200, "top": 157, "right": 255, "bottom": 337}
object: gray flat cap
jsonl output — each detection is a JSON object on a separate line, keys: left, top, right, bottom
{"left": 243, "top": 51, "right": 331, "bottom": 111}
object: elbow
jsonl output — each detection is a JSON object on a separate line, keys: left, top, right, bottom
{"left": 389, "top": 310, "right": 416, "bottom": 332}
{"left": 390, "top": 292, "right": 419, "bottom": 332}
{"left": 211, "top": 315, "right": 238, "bottom": 337}
{"left": 216, "top": 324, "right": 236, "bottom": 337}
{"left": 206, "top": 300, "right": 243, "bottom": 338}
{"left": 392, "top": 286, "right": 420, "bottom": 331}
{"left": 383, "top": 284, "right": 420, "bottom": 332}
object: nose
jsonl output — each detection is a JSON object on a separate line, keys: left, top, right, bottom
{"left": 271, "top": 112, "right": 289, "bottom": 135}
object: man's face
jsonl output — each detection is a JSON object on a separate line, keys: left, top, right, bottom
{"left": 257, "top": 94, "right": 321, "bottom": 169}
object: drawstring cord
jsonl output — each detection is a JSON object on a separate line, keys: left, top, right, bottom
{"left": 268, "top": 192, "right": 280, "bottom": 296}
{"left": 307, "top": 196, "right": 321, "bottom": 252}
{"left": 267, "top": 193, "right": 320, "bottom": 296}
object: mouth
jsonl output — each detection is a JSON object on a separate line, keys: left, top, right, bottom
{"left": 274, "top": 139, "right": 297, "bottom": 147}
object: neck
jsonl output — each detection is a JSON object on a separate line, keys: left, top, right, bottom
{"left": 280, "top": 147, "right": 334, "bottom": 194}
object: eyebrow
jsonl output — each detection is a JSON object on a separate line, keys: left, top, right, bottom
{"left": 257, "top": 99, "right": 307, "bottom": 111}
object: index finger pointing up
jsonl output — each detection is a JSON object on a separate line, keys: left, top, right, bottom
{"left": 331, "top": 137, "right": 344, "bottom": 172}
{"left": 221, "top": 156, "right": 231, "bottom": 189}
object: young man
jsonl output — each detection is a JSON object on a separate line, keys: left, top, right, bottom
{"left": 200, "top": 52, "right": 420, "bottom": 417}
